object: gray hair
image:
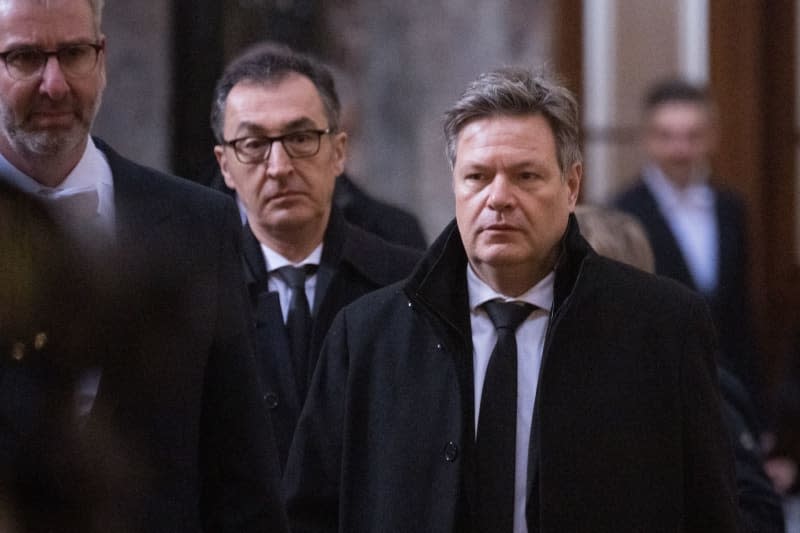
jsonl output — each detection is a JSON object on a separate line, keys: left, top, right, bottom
{"left": 210, "top": 42, "right": 340, "bottom": 144}
{"left": 88, "top": 0, "right": 104, "bottom": 32}
{"left": 443, "top": 67, "right": 581, "bottom": 174}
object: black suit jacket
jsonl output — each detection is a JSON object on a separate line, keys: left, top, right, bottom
{"left": 242, "top": 209, "right": 421, "bottom": 468}
{"left": 0, "top": 139, "right": 288, "bottom": 532}
{"left": 332, "top": 174, "right": 427, "bottom": 249}
{"left": 614, "top": 179, "right": 756, "bottom": 395}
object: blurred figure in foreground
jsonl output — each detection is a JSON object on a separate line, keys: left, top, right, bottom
{"left": 0, "top": 0, "right": 286, "bottom": 530}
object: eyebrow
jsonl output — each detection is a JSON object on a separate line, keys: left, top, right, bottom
{"left": 458, "top": 160, "right": 546, "bottom": 172}
{"left": 1, "top": 38, "right": 98, "bottom": 51}
{"left": 233, "top": 117, "right": 322, "bottom": 137}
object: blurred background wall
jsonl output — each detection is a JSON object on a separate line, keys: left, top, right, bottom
{"left": 93, "top": 0, "right": 799, "bottom": 410}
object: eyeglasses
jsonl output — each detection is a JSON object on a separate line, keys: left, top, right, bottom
{"left": 222, "top": 129, "right": 332, "bottom": 164}
{"left": 0, "top": 43, "right": 104, "bottom": 81}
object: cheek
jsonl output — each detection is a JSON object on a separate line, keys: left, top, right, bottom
{"left": 0, "top": 88, "right": 26, "bottom": 118}
{"left": 236, "top": 170, "right": 267, "bottom": 201}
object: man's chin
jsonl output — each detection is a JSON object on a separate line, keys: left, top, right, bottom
{"left": 13, "top": 128, "right": 87, "bottom": 157}
{"left": 262, "top": 208, "right": 321, "bottom": 233}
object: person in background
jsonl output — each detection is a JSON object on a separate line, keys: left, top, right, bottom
{"left": 284, "top": 67, "right": 741, "bottom": 532}
{"left": 210, "top": 44, "right": 421, "bottom": 470}
{"left": 328, "top": 64, "right": 427, "bottom": 249}
{"left": 576, "top": 204, "right": 785, "bottom": 533}
{"left": 0, "top": 1, "right": 287, "bottom": 530}
{"left": 614, "top": 78, "right": 759, "bottom": 408}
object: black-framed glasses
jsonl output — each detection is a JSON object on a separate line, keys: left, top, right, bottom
{"left": 0, "top": 43, "right": 104, "bottom": 81}
{"left": 222, "top": 128, "right": 332, "bottom": 164}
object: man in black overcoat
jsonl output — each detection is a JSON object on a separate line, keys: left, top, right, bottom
{"left": 210, "top": 44, "right": 420, "bottom": 469}
{"left": 285, "top": 68, "right": 741, "bottom": 532}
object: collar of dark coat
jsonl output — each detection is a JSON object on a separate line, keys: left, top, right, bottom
{"left": 404, "top": 213, "right": 591, "bottom": 335}
{"left": 93, "top": 137, "right": 175, "bottom": 233}
{"left": 242, "top": 206, "right": 408, "bottom": 295}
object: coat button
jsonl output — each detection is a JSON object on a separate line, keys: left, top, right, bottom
{"left": 11, "top": 342, "right": 25, "bottom": 361}
{"left": 444, "top": 441, "right": 459, "bottom": 462}
{"left": 263, "top": 392, "right": 279, "bottom": 409}
{"left": 33, "top": 332, "right": 48, "bottom": 351}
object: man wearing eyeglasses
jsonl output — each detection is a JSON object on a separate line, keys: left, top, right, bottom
{"left": 211, "top": 45, "right": 421, "bottom": 471}
{"left": 0, "top": 1, "right": 287, "bottom": 532}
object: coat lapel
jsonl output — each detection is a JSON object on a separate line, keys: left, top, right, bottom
{"left": 241, "top": 225, "right": 302, "bottom": 412}
{"left": 84, "top": 140, "right": 176, "bottom": 429}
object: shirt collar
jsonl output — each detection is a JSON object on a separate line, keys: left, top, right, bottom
{"left": 467, "top": 265, "right": 554, "bottom": 313}
{"left": 643, "top": 163, "right": 714, "bottom": 209}
{"left": 262, "top": 242, "right": 324, "bottom": 273}
{"left": 0, "top": 137, "right": 110, "bottom": 197}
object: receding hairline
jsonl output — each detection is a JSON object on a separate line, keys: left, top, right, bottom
{"left": 0, "top": 0, "right": 104, "bottom": 31}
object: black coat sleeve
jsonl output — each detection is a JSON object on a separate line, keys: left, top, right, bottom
{"left": 680, "top": 297, "right": 745, "bottom": 532}
{"left": 283, "top": 309, "right": 350, "bottom": 533}
{"left": 199, "top": 201, "right": 288, "bottom": 532}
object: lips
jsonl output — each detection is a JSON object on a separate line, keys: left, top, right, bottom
{"left": 29, "top": 109, "right": 75, "bottom": 126}
{"left": 483, "top": 223, "right": 519, "bottom": 232}
{"left": 267, "top": 190, "right": 305, "bottom": 203}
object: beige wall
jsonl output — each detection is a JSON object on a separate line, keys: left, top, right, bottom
{"left": 90, "top": 1, "right": 704, "bottom": 238}
{"left": 93, "top": 1, "right": 171, "bottom": 172}
{"left": 583, "top": 0, "right": 700, "bottom": 203}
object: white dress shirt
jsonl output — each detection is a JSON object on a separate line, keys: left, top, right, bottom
{"left": 643, "top": 164, "right": 718, "bottom": 293}
{"left": 467, "top": 266, "right": 553, "bottom": 533}
{"left": 261, "top": 243, "right": 323, "bottom": 322}
{"left": 0, "top": 137, "right": 115, "bottom": 233}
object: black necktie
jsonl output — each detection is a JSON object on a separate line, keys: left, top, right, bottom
{"left": 476, "top": 300, "right": 534, "bottom": 533}
{"left": 279, "top": 265, "right": 316, "bottom": 391}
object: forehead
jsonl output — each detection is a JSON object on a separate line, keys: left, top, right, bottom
{"left": 223, "top": 73, "right": 328, "bottom": 133}
{"left": 647, "top": 101, "right": 710, "bottom": 130}
{"left": 454, "top": 114, "right": 558, "bottom": 166}
{"left": 0, "top": 0, "right": 96, "bottom": 48}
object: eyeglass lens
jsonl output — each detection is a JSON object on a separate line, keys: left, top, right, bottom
{"left": 235, "top": 131, "right": 325, "bottom": 163}
{"left": 4, "top": 44, "right": 100, "bottom": 80}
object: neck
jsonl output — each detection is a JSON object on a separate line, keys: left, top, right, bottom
{"left": 0, "top": 138, "right": 86, "bottom": 188}
{"left": 250, "top": 211, "right": 330, "bottom": 264}
{"left": 473, "top": 262, "right": 552, "bottom": 298}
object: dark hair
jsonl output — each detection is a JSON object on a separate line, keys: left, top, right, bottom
{"left": 443, "top": 66, "right": 581, "bottom": 174}
{"left": 643, "top": 78, "right": 710, "bottom": 112}
{"left": 210, "top": 42, "right": 340, "bottom": 143}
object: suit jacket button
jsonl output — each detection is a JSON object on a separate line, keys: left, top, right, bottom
{"left": 263, "top": 392, "right": 279, "bottom": 409}
{"left": 11, "top": 342, "right": 25, "bottom": 361}
{"left": 444, "top": 441, "right": 459, "bottom": 462}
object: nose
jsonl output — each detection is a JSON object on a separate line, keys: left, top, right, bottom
{"left": 487, "top": 174, "right": 514, "bottom": 211}
{"left": 39, "top": 56, "right": 69, "bottom": 100}
{"left": 264, "top": 140, "right": 294, "bottom": 179}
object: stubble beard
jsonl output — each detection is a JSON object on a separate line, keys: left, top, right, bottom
{"left": 1, "top": 94, "right": 102, "bottom": 161}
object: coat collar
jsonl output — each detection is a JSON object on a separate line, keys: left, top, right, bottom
{"left": 241, "top": 207, "right": 404, "bottom": 303}
{"left": 405, "top": 213, "right": 591, "bottom": 337}
{"left": 94, "top": 137, "right": 174, "bottom": 237}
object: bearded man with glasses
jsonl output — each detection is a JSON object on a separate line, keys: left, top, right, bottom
{"left": 211, "top": 43, "right": 421, "bottom": 472}
{"left": 0, "top": 1, "right": 288, "bottom": 531}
